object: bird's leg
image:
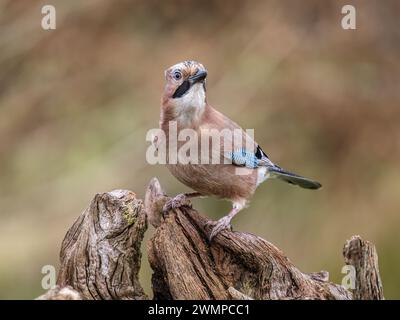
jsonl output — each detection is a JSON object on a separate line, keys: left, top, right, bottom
{"left": 208, "top": 202, "right": 244, "bottom": 242}
{"left": 162, "top": 192, "right": 203, "bottom": 215}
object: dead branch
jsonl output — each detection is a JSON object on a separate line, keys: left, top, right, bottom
{"left": 343, "top": 235, "right": 384, "bottom": 300}
{"left": 38, "top": 178, "right": 384, "bottom": 300}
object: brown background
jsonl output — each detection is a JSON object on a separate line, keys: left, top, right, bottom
{"left": 0, "top": 0, "right": 399, "bottom": 299}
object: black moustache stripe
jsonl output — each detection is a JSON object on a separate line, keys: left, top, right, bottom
{"left": 172, "top": 80, "right": 191, "bottom": 98}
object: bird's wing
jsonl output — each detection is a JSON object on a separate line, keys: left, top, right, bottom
{"left": 226, "top": 145, "right": 274, "bottom": 169}
{"left": 200, "top": 105, "right": 274, "bottom": 169}
{"left": 198, "top": 105, "right": 322, "bottom": 189}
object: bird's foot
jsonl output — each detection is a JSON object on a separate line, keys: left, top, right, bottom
{"left": 162, "top": 193, "right": 191, "bottom": 217}
{"left": 207, "top": 216, "right": 233, "bottom": 242}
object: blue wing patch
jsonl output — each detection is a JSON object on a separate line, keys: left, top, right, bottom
{"left": 227, "top": 148, "right": 259, "bottom": 169}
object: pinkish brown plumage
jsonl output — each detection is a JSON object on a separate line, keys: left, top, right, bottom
{"left": 159, "top": 60, "right": 321, "bottom": 240}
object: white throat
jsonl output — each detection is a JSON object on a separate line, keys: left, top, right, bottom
{"left": 173, "top": 83, "right": 206, "bottom": 126}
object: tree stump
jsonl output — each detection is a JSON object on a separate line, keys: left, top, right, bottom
{"left": 56, "top": 189, "right": 147, "bottom": 300}
{"left": 39, "top": 178, "right": 384, "bottom": 300}
{"left": 343, "top": 236, "right": 384, "bottom": 300}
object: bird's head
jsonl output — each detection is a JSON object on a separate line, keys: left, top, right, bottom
{"left": 161, "top": 60, "right": 208, "bottom": 125}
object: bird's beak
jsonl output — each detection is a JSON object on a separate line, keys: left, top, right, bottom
{"left": 189, "top": 70, "right": 207, "bottom": 84}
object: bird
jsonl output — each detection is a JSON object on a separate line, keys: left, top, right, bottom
{"left": 158, "top": 60, "right": 321, "bottom": 241}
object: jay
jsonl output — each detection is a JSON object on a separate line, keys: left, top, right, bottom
{"left": 158, "top": 60, "right": 321, "bottom": 241}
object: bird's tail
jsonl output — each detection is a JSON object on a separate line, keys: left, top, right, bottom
{"left": 268, "top": 166, "right": 322, "bottom": 190}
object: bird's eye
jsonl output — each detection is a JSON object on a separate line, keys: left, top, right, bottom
{"left": 173, "top": 71, "right": 182, "bottom": 80}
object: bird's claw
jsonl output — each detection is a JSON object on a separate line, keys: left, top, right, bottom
{"left": 207, "top": 216, "right": 233, "bottom": 242}
{"left": 162, "top": 194, "right": 190, "bottom": 217}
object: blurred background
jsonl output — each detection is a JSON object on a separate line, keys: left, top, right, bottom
{"left": 0, "top": 0, "right": 399, "bottom": 299}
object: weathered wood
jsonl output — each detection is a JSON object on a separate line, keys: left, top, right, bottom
{"left": 39, "top": 178, "right": 384, "bottom": 300}
{"left": 146, "top": 178, "right": 383, "bottom": 300}
{"left": 56, "top": 189, "right": 147, "bottom": 300}
{"left": 343, "top": 235, "right": 384, "bottom": 300}
{"left": 146, "top": 182, "right": 351, "bottom": 299}
{"left": 144, "top": 177, "right": 168, "bottom": 228}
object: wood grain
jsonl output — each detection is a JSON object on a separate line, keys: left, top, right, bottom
{"left": 56, "top": 189, "right": 147, "bottom": 300}
{"left": 39, "top": 178, "right": 384, "bottom": 300}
